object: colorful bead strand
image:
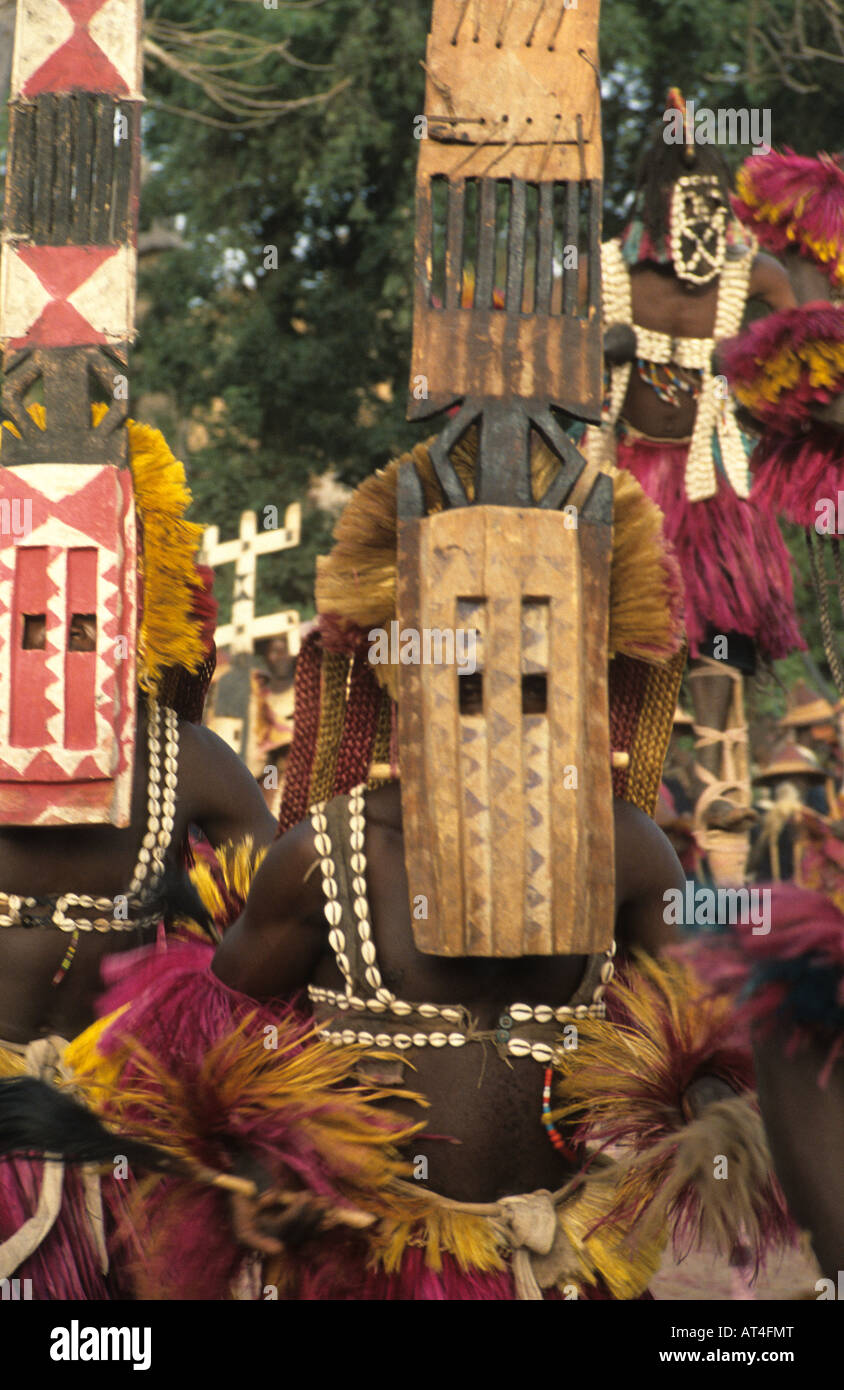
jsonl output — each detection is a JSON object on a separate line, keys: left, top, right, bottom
{"left": 542, "top": 1066, "right": 577, "bottom": 1158}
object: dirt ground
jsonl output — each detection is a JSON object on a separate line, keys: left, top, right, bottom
{"left": 651, "top": 1239, "right": 821, "bottom": 1301}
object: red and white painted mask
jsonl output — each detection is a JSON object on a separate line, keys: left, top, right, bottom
{"left": 0, "top": 462, "right": 137, "bottom": 826}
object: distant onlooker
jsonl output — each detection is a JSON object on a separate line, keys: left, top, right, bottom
{"left": 749, "top": 744, "right": 828, "bottom": 881}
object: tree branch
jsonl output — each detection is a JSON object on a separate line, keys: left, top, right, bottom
{"left": 143, "top": 25, "right": 347, "bottom": 128}
{"left": 739, "top": 0, "right": 844, "bottom": 92}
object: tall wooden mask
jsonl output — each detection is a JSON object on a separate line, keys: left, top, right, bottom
{"left": 398, "top": 0, "right": 614, "bottom": 956}
{"left": 0, "top": 0, "right": 143, "bottom": 825}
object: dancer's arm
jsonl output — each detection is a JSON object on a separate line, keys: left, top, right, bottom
{"left": 179, "top": 721, "right": 277, "bottom": 850}
{"left": 747, "top": 251, "right": 798, "bottom": 313}
{"left": 754, "top": 1033, "right": 844, "bottom": 1279}
{"left": 613, "top": 798, "right": 686, "bottom": 955}
{"left": 212, "top": 819, "right": 325, "bottom": 998}
{"left": 612, "top": 799, "right": 741, "bottom": 1117}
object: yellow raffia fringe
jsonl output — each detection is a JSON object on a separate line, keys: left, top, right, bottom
{"left": 369, "top": 1164, "right": 663, "bottom": 1297}
{"left": 0, "top": 405, "right": 207, "bottom": 693}
{"left": 0, "top": 1046, "right": 27, "bottom": 1079}
{"left": 552, "top": 953, "right": 725, "bottom": 1132}
{"left": 62, "top": 1006, "right": 131, "bottom": 1108}
{"left": 63, "top": 996, "right": 664, "bottom": 1293}
{"left": 732, "top": 338, "right": 844, "bottom": 413}
{"left": 316, "top": 428, "right": 682, "bottom": 701}
{"left": 182, "top": 838, "right": 268, "bottom": 940}
{"left": 68, "top": 1013, "right": 426, "bottom": 1201}
{"left": 372, "top": 1204, "right": 508, "bottom": 1277}
{"left": 110, "top": 407, "right": 207, "bottom": 692}
{"left": 62, "top": 997, "right": 664, "bottom": 1293}
{"left": 610, "top": 469, "right": 683, "bottom": 662}
{"left": 561, "top": 1169, "right": 666, "bottom": 1299}
{"left": 548, "top": 954, "right": 786, "bottom": 1263}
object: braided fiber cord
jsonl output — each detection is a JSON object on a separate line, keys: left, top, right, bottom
{"left": 610, "top": 655, "right": 648, "bottom": 805}
{"left": 278, "top": 633, "right": 391, "bottom": 836}
{"left": 628, "top": 649, "right": 687, "bottom": 814}
{"left": 282, "top": 632, "right": 681, "bottom": 834}
{"left": 610, "top": 649, "right": 686, "bottom": 817}
{"left": 369, "top": 689, "right": 394, "bottom": 785}
{"left": 832, "top": 537, "right": 844, "bottom": 640}
{"left": 277, "top": 631, "right": 325, "bottom": 834}
{"left": 308, "top": 651, "right": 355, "bottom": 808}
{"left": 321, "top": 653, "right": 385, "bottom": 801}
{"left": 281, "top": 639, "right": 679, "bottom": 832}
{"left": 806, "top": 531, "right": 844, "bottom": 697}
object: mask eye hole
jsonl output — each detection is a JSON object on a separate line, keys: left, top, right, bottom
{"left": 522, "top": 674, "right": 547, "bottom": 714}
{"left": 459, "top": 672, "right": 483, "bottom": 714}
{"left": 22, "top": 614, "right": 46, "bottom": 649}
{"left": 69, "top": 614, "right": 96, "bottom": 652}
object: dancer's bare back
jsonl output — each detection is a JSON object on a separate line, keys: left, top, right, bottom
{"left": 215, "top": 783, "right": 686, "bottom": 1203}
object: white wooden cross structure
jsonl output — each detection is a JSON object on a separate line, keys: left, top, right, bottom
{"left": 201, "top": 503, "right": 303, "bottom": 656}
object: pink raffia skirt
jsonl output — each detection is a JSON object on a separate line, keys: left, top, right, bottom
{"left": 0, "top": 1156, "right": 114, "bottom": 1299}
{"left": 616, "top": 431, "right": 804, "bottom": 662}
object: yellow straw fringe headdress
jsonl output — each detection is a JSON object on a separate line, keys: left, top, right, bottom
{"left": 316, "top": 427, "right": 684, "bottom": 703}
{"left": 275, "top": 427, "right": 685, "bottom": 825}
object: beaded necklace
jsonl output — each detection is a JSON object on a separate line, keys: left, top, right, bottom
{"left": 599, "top": 238, "right": 754, "bottom": 501}
{"left": 0, "top": 696, "right": 179, "bottom": 983}
{"left": 636, "top": 358, "right": 702, "bottom": 408}
{"left": 309, "top": 786, "right": 614, "bottom": 1058}
{"left": 541, "top": 1066, "right": 580, "bottom": 1159}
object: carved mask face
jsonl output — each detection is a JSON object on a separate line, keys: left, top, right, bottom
{"left": 396, "top": 504, "right": 615, "bottom": 958}
{"left": 669, "top": 175, "right": 730, "bottom": 285}
{"left": 0, "top": 464, "right": 137, "bottom": 826}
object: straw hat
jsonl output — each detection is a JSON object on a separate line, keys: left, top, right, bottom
{"left": 779, "top": 681, "right": 835, "bottom": 728}
{"left": 753, "top": 742, "right": 827, "bottom": 782}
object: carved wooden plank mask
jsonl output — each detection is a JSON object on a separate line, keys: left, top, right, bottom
{"left": 0, "top": 0, "right": 142, "bottom": 825}
{"left": 398, "top": 0, "right": 614, "bottom": 956}
{"left": 398, "top": 504, "right": 614, "bottom": 957}
{"left": 0, "top": 463, "right": 138, "bottom": 826}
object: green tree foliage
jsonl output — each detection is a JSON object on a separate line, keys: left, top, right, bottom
{"left": 135, "top": 0, "right": 430, "bottom": 617}
{"left": 601, "top": 0, "right": 843, "bottom": 229}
